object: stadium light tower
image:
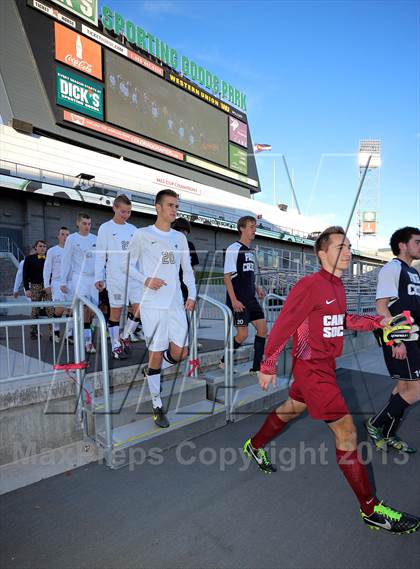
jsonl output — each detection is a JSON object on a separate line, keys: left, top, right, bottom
{"left": 357, "top": 140, "right": 381, "bottom": 248}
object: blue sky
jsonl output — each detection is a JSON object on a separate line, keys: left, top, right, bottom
{"left": 104, "top": 1, "right": 418, "bottom": 243}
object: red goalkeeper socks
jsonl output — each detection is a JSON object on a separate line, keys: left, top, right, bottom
{"left": 336, "top": 449, "right": 378, "bottom": 515}
{"left": 251, "top": 411, "right": 287, "bottom": 449}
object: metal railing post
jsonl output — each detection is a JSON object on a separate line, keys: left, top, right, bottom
{"left": 197, "top": 293, "right": 233, "bottom": 422}
{"left": 190, "top": 304, "right": 199, "bottom": 378}
{"left": 226, "top": 309, "right": 234, "bottom": 422}
{"left": 72, "top": 298, "right": 84, "bottom": 424}
{"left": 76, "top": 295, "right": 113, "bottom": 466}
{"left": 263, "top": 293, "right": 286, "bottom": 332}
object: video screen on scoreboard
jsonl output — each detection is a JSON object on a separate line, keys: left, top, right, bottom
{"left": 105, "top": 51, "right": 229, "bottom": 167}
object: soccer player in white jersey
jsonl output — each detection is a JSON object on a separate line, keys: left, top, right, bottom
{"left": 128, "top": 189, "right": 196, "bottom": 428}
{"left": 60, "top": 213, "right": 97, "bottom": 354}
{"left": 43, "top": 226, "right": 70, "bottom": 343}
{"left": 95, "top": 194, "right": 142, "bottom": 360}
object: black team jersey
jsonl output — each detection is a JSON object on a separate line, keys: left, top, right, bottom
{"left": 224, "top": 241, "right": 256, "bottom": 303}
{"left": 376, "top": 258, "right": 420, "bottom": 326}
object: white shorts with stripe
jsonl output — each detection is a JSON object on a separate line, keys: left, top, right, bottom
{"left": 141, "top": 305, "right": 189, "bottom": 352}
{"left": 106, "top": 279, "right": 142, "bottom": 308}
{"left": 69, "top": 276, "right": 98, "bottom": 306}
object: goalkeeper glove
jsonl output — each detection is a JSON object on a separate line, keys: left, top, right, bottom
{"left": 382, "top": 311, "right": 419, "bottom": 345}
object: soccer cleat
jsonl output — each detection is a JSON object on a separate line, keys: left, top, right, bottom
{"left": 364, "top": 418, "right": 388, "bottom": 451}
{"left": 365, "top": 418, "right": 416, "bottom": 453}
{"left": 120, "top": 337, "right": 131, "bottom": 354}
{"left": 153, "top": 406, "right": 170, "bottom": 428}
{"left": 111, "top": 345, "right": 127, "bottom": 360}
{"left": 129, "top": 329, "right": 145, "bottom": 342}
{"left": 85, "top": 343, "right": 96, "bottom": 354}
{"left": 384, "top": 436, "right": 416, "bottom": 454}
{"left": 243, "top": 438, "right": 277, "bottom": 474}
{"left": 361, "top": 502, "right": 420, "bottom": 534}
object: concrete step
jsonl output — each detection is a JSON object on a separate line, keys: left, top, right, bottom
{"left": 88, "top": 374, "right": 208, "bottom": 430}
{"left": 96, "top": 399, "right": 226, "bottom": 469}
{"left": 204, "top": 361, "right": 260, "bottom": 401}
{"left": 211, "top": 375, "right": 290, "bottom": 422}
{"left": 229, "top": 380, "right": 289, "bottom": 421}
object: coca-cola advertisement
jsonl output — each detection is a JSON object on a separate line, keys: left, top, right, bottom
{"left": 54, "top": 22, "right": 102, "bottom": 80}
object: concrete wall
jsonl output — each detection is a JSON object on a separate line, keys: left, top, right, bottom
{"left": 0, "top": 189, "right": 310, "bottom": 259}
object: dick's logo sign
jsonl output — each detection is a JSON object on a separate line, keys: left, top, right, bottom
{"left": 56, "top": 66, "right": 103, "bottom": 119}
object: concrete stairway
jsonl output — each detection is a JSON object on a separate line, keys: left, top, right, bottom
{"left": 86, "top": 367, "right": 226, "bottom": 469}
{"left": 204, "top": 361, "right": 289, "bottom": 421}
{"left": 0, "top": 255, "right": 19, "bottom": 295}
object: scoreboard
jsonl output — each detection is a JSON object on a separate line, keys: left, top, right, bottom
{"left": 11, "top": 0, "right": 259, "bottom": 190}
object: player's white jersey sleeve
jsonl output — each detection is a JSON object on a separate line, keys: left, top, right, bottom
{"left": 224, "top": 242, "right": 240, "bottom": 275}
{"left": 44, "top": 246, "right": 63, "bottom": 286}
{"left": 128, "top": 228, "right": 146, "bottom": 285}
{"left": 94, "top": 224, "right": 108, "bottom": 284}
{"left": 43, "top": 248, "right": 54, "bottom": 288}
{"left": 376, "top": 260, "right": 401, "bottom": 300}
{"left": 61, "top": 235, "right": 74, "bottom": 286}
{"left": 179, "top": 233, "right": 196, "bottom": 300}
{"left": 13, "top": 260, "right": 24, "bottom": 294}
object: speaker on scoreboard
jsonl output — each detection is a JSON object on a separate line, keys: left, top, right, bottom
{"left": 10, "top": 118, "right": 33, "bottom": 135}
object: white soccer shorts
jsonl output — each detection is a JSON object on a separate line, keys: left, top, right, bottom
{"left": 69, "top": 276, "right": 98, "bottom": 306}
{"left": 50, "top": 281, "right": 68, "bottom": 302}
{"left": 141, "top": 305, "right": 189, "bottom": 352}
{"left": 107, "top": 279, "right": 142, "bottom": 308}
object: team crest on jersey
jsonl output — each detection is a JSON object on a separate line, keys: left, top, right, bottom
{"left": 243, "top": 251, "right": 254, "bottom": 272}
{"left": 121, "top": 240, "right": 130, "bottom": 251}
{"left": 408, "top": 271, "right": 420, "bottom": 296}
{"left": 323, "top": 314, "right": 344, "bottom": 338}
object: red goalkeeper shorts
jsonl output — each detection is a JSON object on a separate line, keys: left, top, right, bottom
{"left": 288, "top": 357, "right": 349, "bottom": 422}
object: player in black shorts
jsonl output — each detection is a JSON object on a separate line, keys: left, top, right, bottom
{"left": 222, "top": 215, "right": 266, "bottom": 373}
{"left": 366, "top": 227, "right": 420, "bottom": 453}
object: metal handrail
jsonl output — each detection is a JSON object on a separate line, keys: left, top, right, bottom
{"left": 0, "top": 236, "right": 25, "bottom": 262}
{"left": 197, "top": 293, "right": 234, "bottom": 421}
{"left": 0, "top": 301, "right": 72, "bottom": 309}
{"left": 73, "top": 295, "right": 112, "bottom": 465}
{"left": 263, "top": 293, "right": 286, "bottom": 332}
{"left": 262, "top": 293, "right": 286, "bottom": 311}
{"left": 0, "top": 299, "right": 75, "bottom": 382}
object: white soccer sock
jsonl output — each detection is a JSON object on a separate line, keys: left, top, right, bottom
{"left": 84, "top": 327, "right": 92, "bottom": 344}
{"left": 66, "top": 320, "right": 73, "bottom": 338}
{"left": 146, "top": 371, "right": 162, "bottom": 409}
{"left": 121, "top": 317, "right": 138, "bottom": 339}
{"left": 53, "top": 321, "right": 60, "bottom": 333}
{"left": 108, "top": 324, "right": 121, "bottom": 350}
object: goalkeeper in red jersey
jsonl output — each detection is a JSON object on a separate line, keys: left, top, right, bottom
{"left": 243, "top": 226, "right": 419, "bottom": 535}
